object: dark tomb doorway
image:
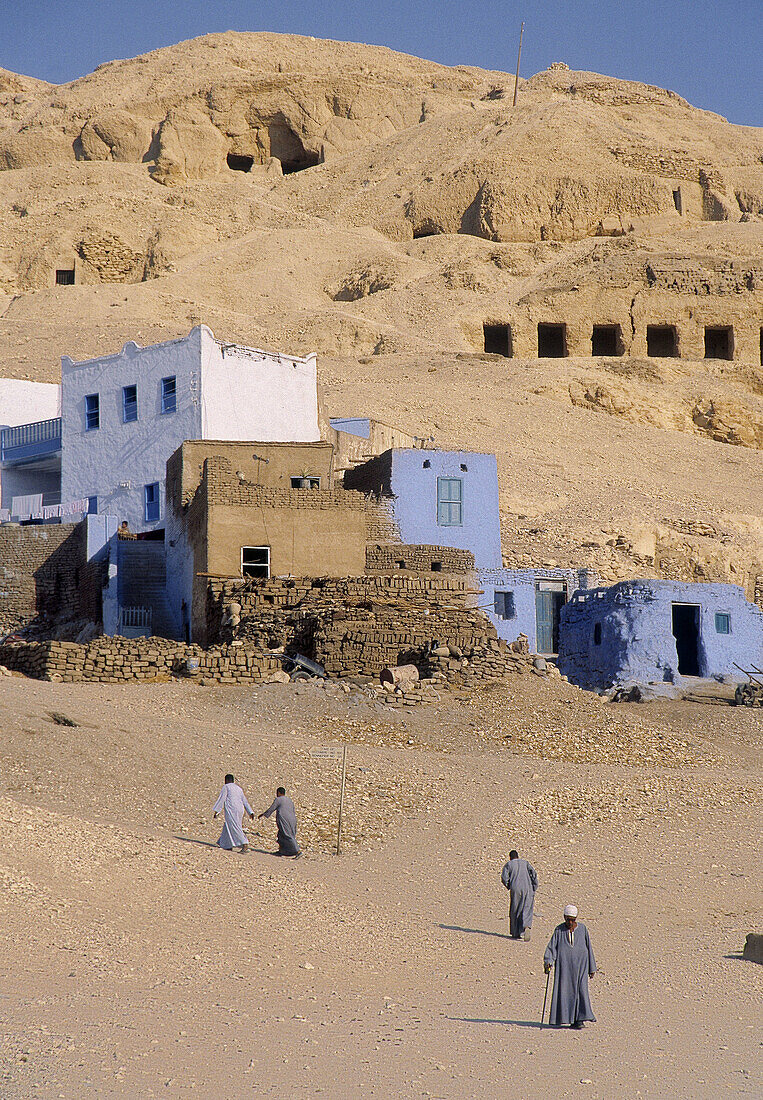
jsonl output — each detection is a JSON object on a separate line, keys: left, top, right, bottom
{"left": 646, "top": 325, "right": 678, "bottom": 357}
{"left": 227, "top": 153, "right": 254, "bottom": 172}
{"left": 704, "top": 326, "right": 733, "bottom": 360}
{"left": 483, "top": 323, "right": 512, "bottom": 357}
{"left": 537, "top": 323, "right": 567, "bottom": 358}
{"left": 591, "top": 324, "right": 622, "bottom": 356}
{"left": 671, "top": 603, "right": 701, "bottom": 676}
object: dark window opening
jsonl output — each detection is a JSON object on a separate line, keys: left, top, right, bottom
{"left": 430, "top": 561, "right": 442, "bottom": 572}
{"left": 87, "top": 495, "right": 98, "bottom": 515}
{"left": 161, "top": 375, "right": 177, "bottom": 415}
{"left": 591, "top": 324, "right": 622, "bottom": 356}
{"left": 144, "top": 482, "right": 160, "bottom": 524}
{"left": 671, "top": 603, "right": 701, "bottom": 676}
{"left": 55, "top": 268, "right": 75, "bottom": 286}
{"left": 646, "top": 325, "right": 678, "bottom": 357}
{"left": 227, "top": 153, "right": 254, "bottom": 172}
{"left": 672, "top": 189, "right": 682, "bottom": 214}
{"left": 242, "top": 546, "right": 270, "bottom": 579}
{"left": 483, "top": 323, "right": 513, "bottom": 357}
{"left": 704, "top": 326, "right": 733, "bottom": 360}
{"left": 593, "top": 622, "right": 602, "bottom": 645}
{"left": 396, "top": 560, "right": 406, "bottom": 570}
{"left": 460, "top": 463, "right": 468, "bottom": 472}
{"left": 494, "top": 591, "right": 516, "bottom": 620}
{"left": 85, "top": 393, "right": 100, "bottom": 431}
{"left": 122, "top": 384, "right": 137, "bottom": 423}
{"left": 422, "top": 459, "right": 431, "bottom": 469}
{"left": 537, "top": 323, "right": 567, "bottom": 358}
{"left": 290, "top": 476, "right": 321, "bottom": 489}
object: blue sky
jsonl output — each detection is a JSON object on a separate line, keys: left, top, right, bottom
{"left": 2, "top": 0, "right": 760, "bottom": 126}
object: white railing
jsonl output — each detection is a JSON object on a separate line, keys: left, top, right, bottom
{"left": 0, "top": 417, "right": 62, "bottom": 461}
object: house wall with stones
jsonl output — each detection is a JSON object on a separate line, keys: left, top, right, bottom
{"left": 0, "top": 521, "right": 103, "bottom": 635}
{"left": 558, "top": 578, "right": 763, "bottom": 690}
{"left": 345, "top": 448, "right": 502, "bottom": 569}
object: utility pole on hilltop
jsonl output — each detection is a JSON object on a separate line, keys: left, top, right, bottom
{"left": 513, "top": 22, "right": 525, "bottom": 107}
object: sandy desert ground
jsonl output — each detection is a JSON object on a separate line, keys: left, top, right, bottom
{"left": 0, "top": 671, "right": 760, "bottom": 1099}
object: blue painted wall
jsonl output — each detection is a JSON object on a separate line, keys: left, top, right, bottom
{"left": 389, "top": 450, "right": 502, "bottom": 570}
{"left": 558, "top": 579, "right": 763, "bottom": 689}
{"left": 478, "top": 567, "right": 596, "bottom": 651}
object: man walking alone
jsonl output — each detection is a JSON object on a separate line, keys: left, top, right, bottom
{"left": 500, "top": 848, "right": 538, "bottom": 940}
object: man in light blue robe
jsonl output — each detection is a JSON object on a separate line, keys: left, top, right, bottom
{"left": 258, "top": 787, "right": 301, "bottom": 857}
{"left": 544, "top": 904, "right": 597, "bottom": 1029}
{"left": 213, "top": 773, "right": 254, "bottom": 853}
{"left": 500, "top": 848, "right": 539, "bottom": 940}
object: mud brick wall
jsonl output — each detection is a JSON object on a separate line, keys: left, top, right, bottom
{"left": 366, "top": 544, "right": 475, "bottom": 574}
{"left": 0, "top": 637, "right": 281, "bottom": 684}
{"left": 0, "top": 522, "right": 103, "bottom": 635}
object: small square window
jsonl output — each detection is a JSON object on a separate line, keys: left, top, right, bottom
{"left": 431, "top": 561, "right": 442, "bottom": 572}
{"left": 144, "top": 482, "right": 160, "bottom": 523}
{"left": 290, "top": 476, "right": 321, "bottom": 489}
{"left": 122, "top": 384, "right": 137, "bottom": 423}
{"left": 494, "top": 591, "right": 516, "bottom": 620}
{"left": 85, "top": 393, "right": 99, "bottom": 431}
{"left": 242, "top": 546, "right": 270, "bottom": 578}
{"left": 437, "top": 477, "right": 463, "bottom": 526}
{"left": 714, "top": 612, "right": 731, "bottom": 635}
{"left": 423, "top": 459, "right": 431, "bottom": 469}
{"left": 161, "top": 376, "right": 177, "bottom": 415}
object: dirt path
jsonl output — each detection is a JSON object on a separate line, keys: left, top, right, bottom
{"left": 0, "top": 676, "right": 760, "bottom": 1098}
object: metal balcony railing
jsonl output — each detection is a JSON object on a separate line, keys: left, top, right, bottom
{"left": 0, "top": 417, "right": 62, "bottom": 464}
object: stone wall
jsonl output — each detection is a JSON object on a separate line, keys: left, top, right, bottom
{"left": 0, "top": 636, "right": 281, "bottom": 683}
{"left": 365, "top": 543, "right": 475, "bottom": 574}
{"left": 0, "top": 521, "right": 103, "bottom": 636}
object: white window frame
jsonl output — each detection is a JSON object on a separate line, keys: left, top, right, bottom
{"left": 241, "top": 545, "right": 270, "bottom": 578}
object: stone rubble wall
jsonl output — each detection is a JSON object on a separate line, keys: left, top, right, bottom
{"left": 0, "top": 637, "right": 281, "bottom": 684}
{"left": 365, "top": 543, "right": 474, "bottom": 574}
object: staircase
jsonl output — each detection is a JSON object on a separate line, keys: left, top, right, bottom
{"left": 117, "top": 540, "right": 178, "bottom": 639}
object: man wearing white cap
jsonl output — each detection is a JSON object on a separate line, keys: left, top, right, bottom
{"left": 543, "top": 904, "right": 597, "bottom": 1029}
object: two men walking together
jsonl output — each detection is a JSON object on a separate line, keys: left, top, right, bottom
{"left": 212, "top": 774, "right": 301, "bottom": 858}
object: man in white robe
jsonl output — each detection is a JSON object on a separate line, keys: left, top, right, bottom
{"left": 213, "top": 773, "right": 254, "bottom": 853}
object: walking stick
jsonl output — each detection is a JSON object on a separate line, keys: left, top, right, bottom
{"left": 541, "top": 969, "right": 551, "bottom": 1026}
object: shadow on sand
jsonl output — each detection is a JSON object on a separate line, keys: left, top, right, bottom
{"left": 173, "top": 836, "right": 274, "bottom": 856}
{"left": 439, "top": 923, "right": 512, "bottom": 940}
{"left": 452, "top": 1017, "right": 547, "bottom": 1029}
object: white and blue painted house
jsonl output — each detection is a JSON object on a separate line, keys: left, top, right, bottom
{"left": 558, "top": 579, "right": 763, "bottom": 689}
{"left": 345, "top": 446, "right": 596, "bottom": 653}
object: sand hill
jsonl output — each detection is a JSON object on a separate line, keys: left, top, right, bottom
{"left": 0, "top": 31, "right": 761, "bottom": 591}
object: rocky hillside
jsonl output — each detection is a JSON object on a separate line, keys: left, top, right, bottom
{"left": 0, "top": 32, "right": 761, "bottom": 593}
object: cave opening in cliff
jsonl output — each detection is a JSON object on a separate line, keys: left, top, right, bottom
{"left": 227, "top": 153, "right": 254, "bottom": 173}
{"left": 591, "top": 324, "right": 623, "bottom": 356}
{"left": 483, "top": 323, "right": 513, "bottom": 357}
{"left": 704, "top": 326, "right": 733, "bottom": 360}
{"left": 268, "top": 120, "right": 320, "bottom": 174}
{"left": 646, "top": 325, "right": 678, "bottom": 357}
{"left": 537, "top": 323, "right": 567, "bottom": 358}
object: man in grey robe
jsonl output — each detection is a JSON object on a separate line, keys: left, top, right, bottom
{"left": 258, "top": 786, "right": 301, "bottom": 858}
{"left": 500, "top": 848, "right": 539, "bottom": 940}
{"left": 212, "top": 773, "right": 254, "bottom": 853}
{"left": 543, "top": 904, "right": 597, "bottom": 1029}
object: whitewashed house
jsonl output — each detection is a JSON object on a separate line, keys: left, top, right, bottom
{"left": 60, "top": 325, "right": 320, "bottom": 532}
{"left": 0, "top": 325, "right": 320, "bottom": 530}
